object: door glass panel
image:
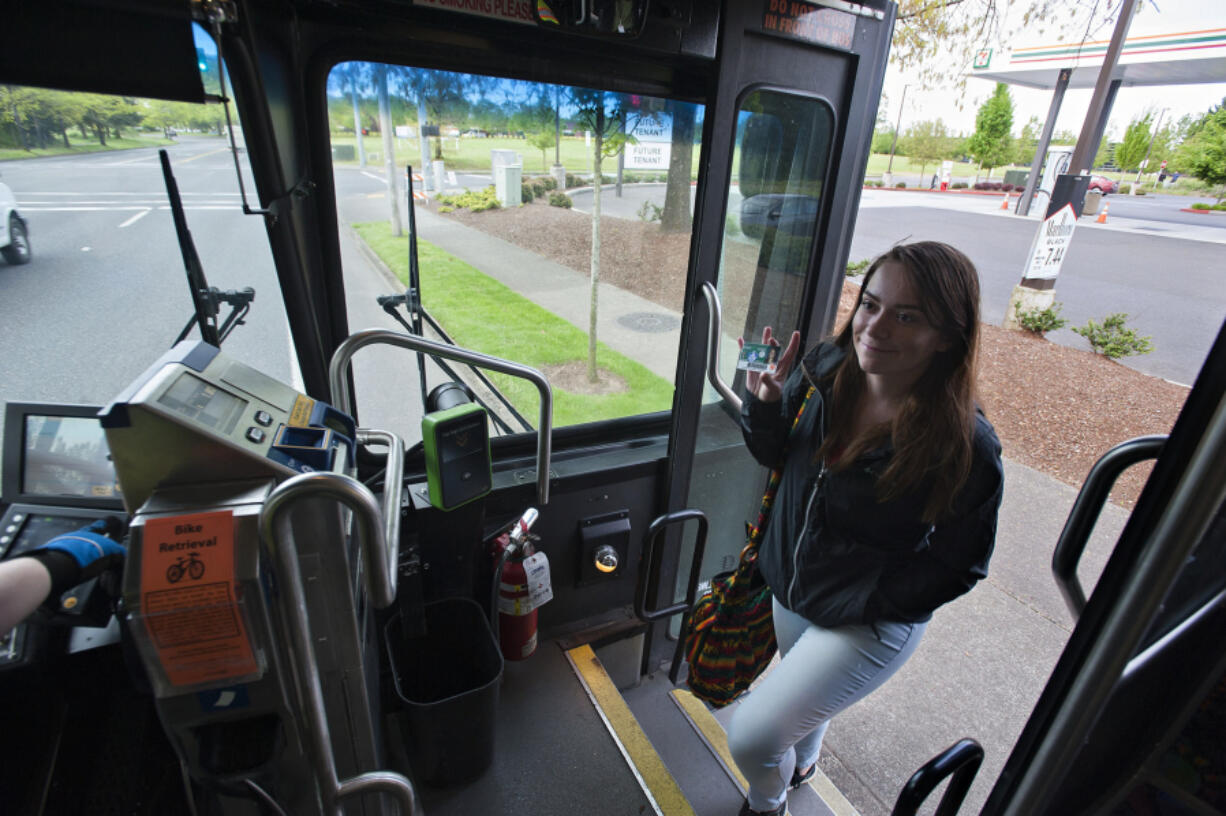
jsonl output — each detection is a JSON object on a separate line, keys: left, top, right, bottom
{"left": 327, "top": 62, "right": 702, "bottom": 445}
{"left": 680, "top": 90, "right": 835, "bottom": 599}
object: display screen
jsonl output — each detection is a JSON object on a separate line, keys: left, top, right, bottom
{"left": 157, "top": 372, "right": 247, "bottom": 435}
{"left": 22, "top": 415, "right": 120, "bottom": 501}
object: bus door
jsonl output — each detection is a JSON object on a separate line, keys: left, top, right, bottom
{"left": 651, "top": 2, "right": 895, "bottom": 662}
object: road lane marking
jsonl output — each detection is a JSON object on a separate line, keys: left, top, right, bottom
{"left": 361, "top": 171, "right": 385, "bottom": 183}
{"left": 177, "top": 148, "right": 232, "bottom": 163}
{"left": 119, "top": 209, "right": 152, "bottom": 228}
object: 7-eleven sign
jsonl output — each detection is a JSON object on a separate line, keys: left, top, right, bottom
{"left": 973, "top": 48, "right": 993, "bottom": 69}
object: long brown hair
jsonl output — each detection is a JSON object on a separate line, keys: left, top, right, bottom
{"left": 816, "top": 241, "right": 981, "bottom": 523}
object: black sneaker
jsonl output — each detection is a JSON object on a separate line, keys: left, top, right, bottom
{"left": 789, "top": 763, "right": 816, "bottom": 790}
{"left": 737, "top": 799, "right": 787, "bottom": 816}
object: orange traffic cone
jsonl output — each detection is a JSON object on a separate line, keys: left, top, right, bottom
{"left": 1000, "top": 192, "right": 1009, "bottom": 210}
{"left": 1096, "top": 202, "right": 1109, "bottom": 224}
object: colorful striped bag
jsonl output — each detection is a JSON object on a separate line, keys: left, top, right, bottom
{"left": 683, "top": 386, "right": 814, "bottom": 707}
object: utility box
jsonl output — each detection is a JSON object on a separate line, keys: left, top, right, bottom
{"left": 1082, "top": 190, "right": 1103, "bottom": 216}
{"left": 494, "top": 162, "right": 522, "bottom": 208}
{"left": 1004, "top": 169, "right": 1029, "bottom": 188}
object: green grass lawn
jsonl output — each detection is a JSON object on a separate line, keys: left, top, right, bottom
{"left": 331, "top": 132, "right": 701, "bottom": 178}
{"left": 352, "top": 221, "right": 675, "bottom": 427}
{"left": 0, "top": 133, "right": 175, "bottom": 161}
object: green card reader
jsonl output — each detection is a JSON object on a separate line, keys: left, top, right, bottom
{"left": 422, "top": 403, "right": 491, "bottom": 511}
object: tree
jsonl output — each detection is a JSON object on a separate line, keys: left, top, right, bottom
{"left": 660, "top": 99, "right": 696, "bottom": 233}
{"left": 1014, "top": 115, "right": 1041, "bottom": 167}
{"left": 966, "top": 83, "right": 1013, "bottom": 175}
{"left": 570, "top": 88, "right": 631, "bottom": 383}
{"left": 902, "top": 119, "right": 950, "bottom": 180}
{"left": 528, "top": 129, "right": 554, "bottom": 169}
{"left": 1115, "top": 112, "right": 1153, "bottom": 172}
{"left": 1175, "top": 99, "right": 1226, "bottom": 201}
{"left": 891, "top": 0, "right": 1113, "bottom": 88}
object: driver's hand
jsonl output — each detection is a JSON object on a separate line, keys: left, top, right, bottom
{"left": 738, "top": 328, "right": 800, "bottom": 404}
{"left": 32, "top": 518, "right": 126, "bottom": 594}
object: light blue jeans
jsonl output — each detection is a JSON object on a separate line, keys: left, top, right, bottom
{"left": 728, "top": 598, "right": 926, "bottom": 812}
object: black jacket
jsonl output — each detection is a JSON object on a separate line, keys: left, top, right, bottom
{"left": 739, "top": 342, "right": 1004, "bottom": 627}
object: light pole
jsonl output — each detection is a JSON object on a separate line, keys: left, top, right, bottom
{"left": 885, "top": 84, "right": 909, "bottom": 186}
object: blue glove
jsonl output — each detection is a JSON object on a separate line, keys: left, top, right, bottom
{"left": 27, "top": 518, "right": 126, "bottom": 596}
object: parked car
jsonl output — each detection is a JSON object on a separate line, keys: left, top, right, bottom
{"left": 0, "top": 180, "right": 31, "bottom": 265}
{"left": 1088, "top": 175, "right": 1119, "bottom": 195}
{"left": 739, "top": 193, "right": 820, "bottom": 239}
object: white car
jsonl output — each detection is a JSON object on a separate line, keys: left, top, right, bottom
{"left": 0, "top": 180, "right": 31, "bottom": 265}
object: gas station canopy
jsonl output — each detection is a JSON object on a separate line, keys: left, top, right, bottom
{"left": 970, "top": 26, "right": 1226, "bottom": 90}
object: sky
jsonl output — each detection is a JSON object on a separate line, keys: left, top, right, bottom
{"left": 880, "top": 0, "right": 1226, "bottom": 139}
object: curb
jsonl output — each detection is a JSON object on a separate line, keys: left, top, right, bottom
{"left": 863, "top": 186, "right": 1021, "bottom": 197}
{"left": 1179, "top": 207, "right": 1226, "bottom": 215}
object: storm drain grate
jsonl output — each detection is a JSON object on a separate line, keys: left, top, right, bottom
{"left": 617, "top": 312, "right": 681, "bottom": 333}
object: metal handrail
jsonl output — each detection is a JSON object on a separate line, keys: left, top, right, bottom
{"left": 356, "top": 428, "right": 405, "bottom": 602}
{"left": 701, "top": 282, "right": 742, "bottom": 415}
{"left": 260, "top": 471, "right": 419, "bottom": 815}
{"left": 891, "top": 738, "right": 984, "bottom": 816}
{"left": 1052, "top": 435, "right": 1166, "bottom": 619}
{"left": 329, "top": 328, "right": 554, "bottom": 504}
{"left": 635, "top": 509, "right": 709, "bottom": 684}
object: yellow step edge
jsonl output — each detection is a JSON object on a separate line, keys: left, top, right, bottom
{"left": 565, "top": 644, "right": 696, "bottom": 816}
{"left": 669, "top": 688, "right": 861, "bottom": 816}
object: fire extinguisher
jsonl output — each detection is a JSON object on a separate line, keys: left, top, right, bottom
{"left": 489, "top": 508, "right": 549, "bottom": 661}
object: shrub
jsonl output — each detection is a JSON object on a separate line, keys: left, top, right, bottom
{"left": 1118, "top": 183, "right": 1131, "bottom": 195}
{"left": 895, "top": 181, "right": 907, "bottom": 189}
{"left": 1002, "top": 183, "right": 1014, "bottom": 192}
{"left": 1191, "top": 202, "right": 1211, "bottom": 210}
{"left": 1214, "top": 203, "right": 1226, "bottom": 211}
{"left": 846, "top": 258, "right": 870, "bottom": 277}
{"left": 636, "top": 200, "right": 662, "bottom": 222}
{"left": 1073, "top": 313, "right": 1154, "bottom": 359}
{"left": 951, "top": 182, "right": 968, "bottom": 189}
{"left": 549, "top": 192, "right": 573, "bottom": 208}
{"left": 541, "top": 176, "right": 557, "bottom": 191}
{"left": 566, "top": 173, "right": 580, "bottom": 188}
{"left": 436, "top": 186, "right": 500, "bottom": 212}
{"left": 1016, "top": 302, "right": 1067, "bottom": 335}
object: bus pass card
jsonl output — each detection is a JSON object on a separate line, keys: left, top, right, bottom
{"left": 738, "top": 343, "right": 780, "bottom": 374}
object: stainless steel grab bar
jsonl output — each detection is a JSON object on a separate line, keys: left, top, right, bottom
{"left": 329, "top": 329, "right": 553, "bottom": 505}
{"left": 701, "top": 281, "right": 742, "bottom": 415}
{"left": 356, "top": 428, "right": 405, "bottom": 605}
{"left": 260, "top": 471, "right": 419, "bottom": 816}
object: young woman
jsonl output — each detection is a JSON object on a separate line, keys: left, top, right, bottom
{"left": 728, "top": 241, "right": 1004, "bottom": 816}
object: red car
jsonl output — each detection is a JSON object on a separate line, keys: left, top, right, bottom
{"left": 1088, "top": 175, "right": 1119, "bottom": 195}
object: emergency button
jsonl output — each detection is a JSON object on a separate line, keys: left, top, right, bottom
{"left": 246, "top": 427, "right": 266, "bottom": 444}
{"left": 254, "top": 410, "right": 273, "bottom": 426}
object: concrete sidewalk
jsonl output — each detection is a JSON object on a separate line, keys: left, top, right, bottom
{"left": 392, "top": 202, "right": 1137, "bottom": 815}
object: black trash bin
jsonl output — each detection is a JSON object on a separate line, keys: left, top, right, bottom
{"left": 384, "top": 597, "right": 503, "bottom": 787}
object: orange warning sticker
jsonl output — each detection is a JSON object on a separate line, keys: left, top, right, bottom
{"left": 140, "top": 510, "right": 259, "bottom": 688}
{"left": 289, "top": 394, "right": 314, "bottom": 427}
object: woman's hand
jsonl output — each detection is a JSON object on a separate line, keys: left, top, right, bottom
{"left": 738, "top": 328, "right": 800, "bottom": 403}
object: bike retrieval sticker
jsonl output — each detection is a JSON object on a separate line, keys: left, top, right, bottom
{"left": 140, "top": 510, "right": 258, "bottom": 688}
{"left": 523, "top": 551, "right": 553, "bottom": 610}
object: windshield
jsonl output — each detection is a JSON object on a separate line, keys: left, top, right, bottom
{"left": 327, "top": 61, "right": 703, "bottom": 443}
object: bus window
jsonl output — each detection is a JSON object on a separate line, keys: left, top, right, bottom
{"left": 680, "top": 89, "right": 835, "bottom": 586}
{"left": 327, "top": 62, "right": 702, "bottom": 441}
